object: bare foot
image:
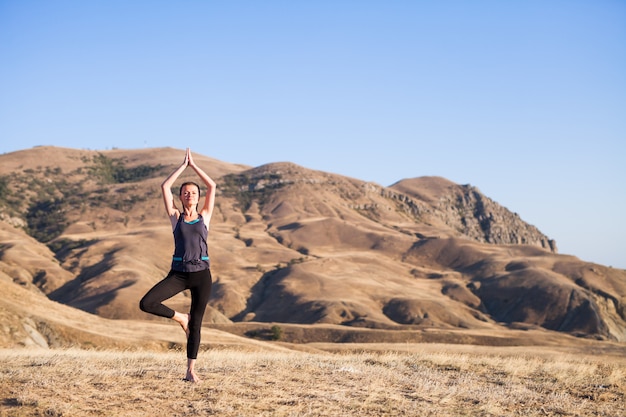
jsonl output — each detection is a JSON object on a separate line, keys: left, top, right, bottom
{"left": 173, "top": 312, "right": 190, "bottom": 338}
{"left": 184, "top": 370, "right": 201, "bottom": 383}
{"left": 181, "top": 313, "right": 190, "bottom": 338}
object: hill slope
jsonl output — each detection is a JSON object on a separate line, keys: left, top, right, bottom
{"left": 1, "top": 146, "right": 624, "bottom": 345}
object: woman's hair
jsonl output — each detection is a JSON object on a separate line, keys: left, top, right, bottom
{"left": 179, "top": 181, "right": 201, "bottom": 196}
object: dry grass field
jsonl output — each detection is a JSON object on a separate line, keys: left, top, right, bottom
{"left": 1, "top": 344, "right": 624, "bottom": 417}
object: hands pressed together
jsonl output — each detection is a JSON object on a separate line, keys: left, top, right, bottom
{"left": 182, "top": 147, "right": 196, "bottom": 168}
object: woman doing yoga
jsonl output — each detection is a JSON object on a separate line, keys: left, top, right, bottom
{"left": 140, "top": 148, "right": 216, "bottom": 383}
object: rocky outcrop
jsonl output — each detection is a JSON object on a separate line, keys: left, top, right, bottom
{"left": 388, "top": 178, "right": 556, "bottom": 252}
{"left": 434, "top": 185, "right": 556, "bottom": 251}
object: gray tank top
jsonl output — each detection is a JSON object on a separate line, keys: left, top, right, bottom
{"left": 171, "top": 214, "right": 210, "bottom": 272}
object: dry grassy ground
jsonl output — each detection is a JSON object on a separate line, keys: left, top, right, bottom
{"left": 1, "top": 345, "right": 624, "bottom": 417}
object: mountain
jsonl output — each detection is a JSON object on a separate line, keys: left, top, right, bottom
{"left": 1, "top": 146, "right": 624, "bottom": 346}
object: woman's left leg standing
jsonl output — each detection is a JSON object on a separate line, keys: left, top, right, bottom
{"left": 184, "top": 269, "right": 212, "bottom": 382}
{"left": 186, "top": 269, "right": 213, "bottom": 359}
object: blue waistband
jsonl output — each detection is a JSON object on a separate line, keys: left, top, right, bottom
{"left": 172, "top": 256, "right": 209, "bottom": 262}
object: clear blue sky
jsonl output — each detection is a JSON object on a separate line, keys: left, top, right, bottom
{"left": 1, "top": 1, "right": 625, "bottom": 268}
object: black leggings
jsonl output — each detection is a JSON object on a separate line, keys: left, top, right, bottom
{"left": 139, "top": 269, "right": 212, "bottom": 359}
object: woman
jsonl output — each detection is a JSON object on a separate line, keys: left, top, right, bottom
{"left": 140, "top": 148, "right": 216, "bottom": 383}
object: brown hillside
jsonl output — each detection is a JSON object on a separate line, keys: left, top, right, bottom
{"left": 0, "top": 255, "right": 276, "bottom": 352}
{"left": 0, "top": 146, "right": 625, "bottom": 347}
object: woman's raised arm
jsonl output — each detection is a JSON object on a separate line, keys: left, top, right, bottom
{"left": 161, "top": 150, "right": 189, "bottom": 222}
{"left": 187, "top": 149, "right": 216, "bottom": 222}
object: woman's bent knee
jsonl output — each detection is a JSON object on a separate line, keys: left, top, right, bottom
{"left": 139, "top": 297, "right": 152, "bottom": 313}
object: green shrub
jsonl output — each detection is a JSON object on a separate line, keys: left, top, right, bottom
{"left": 270, "top": 325, "right": 283, "bottom": 341}
{"left": 0, "top": 175, "right": 10, "bottom": 201}
{"left": 26, "top": 199, "right": 69, "bottom": 242}
{"left": 88, "top": 154, "right": 163, "bottom": 184}
{"left": 219, "top": 172, "right": 286, "bottom": 213}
